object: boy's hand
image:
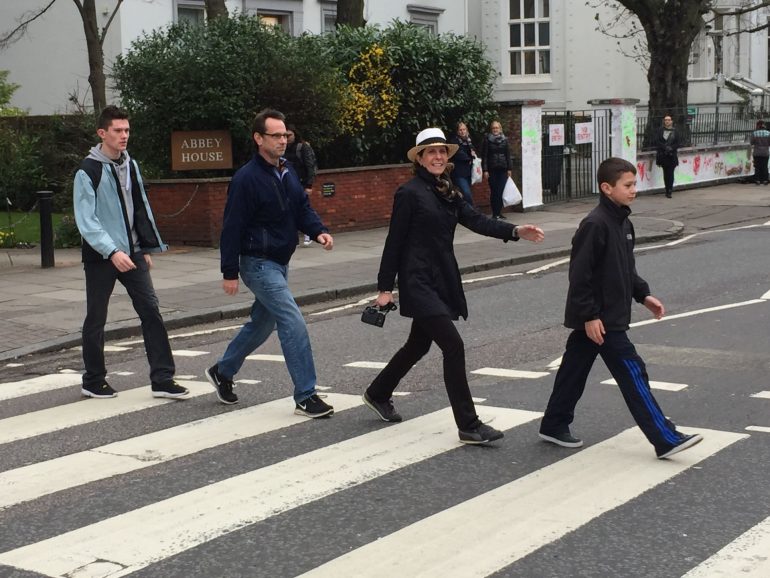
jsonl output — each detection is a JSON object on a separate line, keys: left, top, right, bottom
{"left": 643, "top": 295, "right": 665, "bottom": 319}
{"left": 517, "top": 224, "right": 544, "bottom": 243}
{"left": 316, "top": 233, "right": 334, "bottom": 251}
{"left": 585, "top": 318, "right": 605, "bottom": 345}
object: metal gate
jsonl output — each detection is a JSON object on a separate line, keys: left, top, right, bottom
{"left": 541, "top": 109, "right": 612, "bottom": 202}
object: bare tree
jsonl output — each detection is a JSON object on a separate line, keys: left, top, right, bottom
{"left": 336, "top": 0, "right": 365, "bottom": 28}
{"left": 204, "top": 0, "right": 228, "bottom": 20}
{"left": 0, "top": 0, "right": 123, "bottom": 113}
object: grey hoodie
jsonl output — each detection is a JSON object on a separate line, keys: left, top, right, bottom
{"left": 87, "top": 145, "right": 139, "bottom": 249}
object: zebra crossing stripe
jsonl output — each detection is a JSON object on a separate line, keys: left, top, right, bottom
{"left": 681, "top": 515, "right": 770, "bottom": 577}
{"left": 0, "top": 393, "right": 363, "bottom": 511}
{"left": 0, "top": 406, "right": 542, "bottom": 578}
{"left": 471, "top": 367, "right": 551, "bottom": 379}
{"left": 0, "top": 373, "right": 82, "bottom": 402}
{"left": 299, "top": 427, "right": 747, "bottom": 578}
{"left": 0, "top": 381, "right": 211, "bottom": 445}
{"left": 601, "top": 378, "right": 688, "bottom": 392}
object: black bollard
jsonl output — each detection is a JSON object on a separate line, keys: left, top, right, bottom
{"left": 38, "top": 190, "right": 54, "bottom": 268}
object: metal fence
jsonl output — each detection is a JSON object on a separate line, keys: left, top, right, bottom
{"left": 541, "top": 109, "right": 612, "bottom": 202}
{"left": 637, "top": 104, "right": 758, "bottom": 150}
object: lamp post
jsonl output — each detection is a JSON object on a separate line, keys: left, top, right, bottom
{"left": 707, "top": 30, "right": 725, "bottom": 144}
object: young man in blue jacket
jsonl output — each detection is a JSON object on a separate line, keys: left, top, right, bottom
{"left": 73, "top": 105, "right": 188, "bottom": 400}
{"left": 206, "top": 109, "right": 335, "bottom": 417}
{"left": 539, "top": 157, "right": 702, "bottom": 459}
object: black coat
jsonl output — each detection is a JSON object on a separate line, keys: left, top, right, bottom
{"left": 654, "top": 126, "right": 681, "bottom": 167}
{"left": 564, "top": 193, "right": 650, "bottom": 331}
{"left": 448, "top": 134, "right": 476, "bottom": 179}
{"left": 377, "top": 168, "right": 518, "bottom": 320}
{"left": 480, "top": 133, "right": 512, "bottom": 172}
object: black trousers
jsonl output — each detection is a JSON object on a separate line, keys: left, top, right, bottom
{"left": 366, "top": 315, "right": 480, "bottom": 430}
{"left": 488, "top": 169, "right": 507, "bottom": 217}
{"left": 82, "top": 256, "right": 175, "bottom": 386}
{"left": 540, "top": 330, "right": 684, "bottom": 454}
{"left": 661, "top": 162, "right": 676, "bottom": 194}
{"left": 754, "top": 155, "right": 769, "bottom": 183}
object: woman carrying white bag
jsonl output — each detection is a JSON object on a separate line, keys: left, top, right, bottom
{"left": 502, "top": 175, "right": 523, "bottom": 207}
{"left": 448, "top": 121, "right": 478, "bottom": 205}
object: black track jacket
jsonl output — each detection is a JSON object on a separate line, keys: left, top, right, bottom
{"left": 564, "top": 193, "right": 650, "bottom": 331}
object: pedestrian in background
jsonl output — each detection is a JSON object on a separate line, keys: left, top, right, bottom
{"left": 654, "top": 114, "right": 681, "bottom": 198}
{"left": 479, "top": 119, "right": 513, "bottom": 219}
{"left": 449, "top": 121, "right": 477, "bottom": 205}
{"left": 206, "top": 109, "right": 334, "bottom": 417}
{"left": 539, "top": 157, "right": 703, "bottom": 459}
{"left": 362, "top": 127, "right": 544, "bottom": 445}
{"left": 750, "top": 120, "right": 770, "bottom": 185}
{"left": 73, "top": 105, "right": 189, "bottom": 400}
{"left": 285, "top": 124, "right": 318, "bottom": 245}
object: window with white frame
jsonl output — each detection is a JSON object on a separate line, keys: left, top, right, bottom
{"left": 508, "top": 0, "right": 550, "bottom": 77}
{"left": 407, "top": 4, "right": 444, "bottom": 35}
{"left": 258, "top": 11, "right": 293, "bottom": 34}
{"left": 177, "top": 1, "right": 205, "bottom": 25}
{"left": 322, "top": 8, "right": 337, "bottom": 33}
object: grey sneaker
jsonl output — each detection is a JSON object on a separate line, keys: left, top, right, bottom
{"left": 205, "top": 364, "right": 238, "bottom": 405}
{"left": 295, "top": 394, "right": 334, "bottom": 418}
{"left": 458, "top": 423, "right": 504, "bottom": 445}
{"left": 81, "top": 381, "right": 117, "bottom": 398}
{"left": 539, "top": 430, "right": 584, "bottom": 448}
{"left": 362, "top": 392, "right": 402, "bottom": 423}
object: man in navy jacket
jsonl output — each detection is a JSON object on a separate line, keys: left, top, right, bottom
{"left": 206, "top": 109, "right": 335, "bottom": 417}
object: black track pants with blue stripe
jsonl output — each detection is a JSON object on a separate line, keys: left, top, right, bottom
{"left": 540, "top": 329, "right": 685, "bottom": 453}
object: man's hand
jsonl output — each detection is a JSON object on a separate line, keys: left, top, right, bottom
{"left": 375, "top": 291, "right": 394, "bottom": 308}
{"left": 643, "top": 295, "right": 665, "bottom": 319}
{"left": 316, "top": 233, "right": 334, "bottom": 251}
{"left": 110, "top": 250, "right": 136, "bottom": 273}
{"left": 585, "top": 318, "right": 605, "bottom": 345}
{"left": 517, "top": 224, "right": 544, "bottom": 243}
{"left": 143, "top": 253, "right": 153, "bottom": 269}
{"left": 223, "top": 279, "right": 239, "bottom": 296}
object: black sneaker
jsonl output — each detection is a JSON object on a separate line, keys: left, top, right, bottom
{"left": 362, "top": 392, "right": 402, "bottom": 423}
{"left": 539, "top": 430, "right": 584, "bottom": 448}
{"left": 458, "top": 423, "right": 504, "bottom": 445}
{"left": 657, "top": 433, "right": 703, "bottom": 459}
{"left": 81, "top": 381, "right": 117, "bottom": 398}
{"left": 151, "top": 380, "right": 190, "bottom": 399}
{"left": 205, "top": 364, "right": 238, "bottom": 405}
{"left": 295, "top": 394, "right": 334, "bottom": 418}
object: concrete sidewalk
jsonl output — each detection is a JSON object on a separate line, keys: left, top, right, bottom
{"left": 1, "top": 183, "right": 769, "bottom": 361}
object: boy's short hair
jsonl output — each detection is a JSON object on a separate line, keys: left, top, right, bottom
{"left": 597, "top": 157, "right": 636, "bottom": 187}
{"left": 97, "top": 105, "right": 129, "bottom": 130}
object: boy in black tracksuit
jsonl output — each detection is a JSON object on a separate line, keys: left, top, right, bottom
{"left": 539, "top": 157, "right": 703, "bottom": 459}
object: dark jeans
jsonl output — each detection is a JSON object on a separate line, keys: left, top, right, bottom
{"left": 453, "top": 176, "right": 474, "bottom": 205}
{"left": 661, "top": 162, "right": 676, "bottom": 194}
{"left": 82, "top": 256, "right": 175, "bottom": 386}
{"left": 540, "top": 330, "right": 684, "bottom": 453}
{"left": 754, "top": 155, "right": 769, "bottom": 183}
{"left": 366, "top": 315, "right": 480, "bottom": 430}
{"left": 488, "top": 169, "right": 507, "bottom": 217}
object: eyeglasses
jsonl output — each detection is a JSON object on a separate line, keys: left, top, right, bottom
{"left": 261, "top": 132, "right": 291, "bottom": 140}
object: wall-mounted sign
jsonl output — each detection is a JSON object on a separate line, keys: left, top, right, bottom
{"left": 171, "top": 130, "right": 232, "bottom": 171}
{"left": 321, "top": 182, "right": 335, "bottom": 197}
{"left": 574, "top": 122, "right": 594, "bottom": 145}
{"left": 548, "top": 124, "right": 565, "bottom": 146}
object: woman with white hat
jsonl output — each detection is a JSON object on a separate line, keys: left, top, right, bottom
{"left": 361, "top": 127, "right": 544, "bottom": 444}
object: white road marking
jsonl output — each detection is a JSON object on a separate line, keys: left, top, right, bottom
{"left": 245, "top": 354, "right": 285, "bottom": 362}
{"left": 762, "top": 289, "right": 770, "bottom": 300}
{"left": 170, "top": 349, "right": 208, "bottom": 357}
{"left": 746, "top": 426, "right": 770, "bottom": 433}
{"left": 601, "top": 378, "right": 688, "bottom": 392}
{"left": 547, "top": 355, "right": 562, "bottom": 369}
{"left": 344, "top": 361, "right": 387, "bottom": 369}
{"left": 5, "top": 363, "right": 24, "bottom": 367}
{"left": 0, "top": 406, "right": 542, "bottom": 578}
{"left": 472, "top": 397, "right": 487, "bottom": 403}
{"left": 58, "top": 368, "right": 78, "bottom": 374}
{"left": 750, "top": 391, "right": 770, "bottom": 399}
{"left": 0, "top": 393, "right": 362, "bottom": 511}
{"left": 116, "top": 324, "right": 242, "bottom": 345}
{"left": 527, "top": 257, "right": 570, "bottom": 274}
{"left": 235, "top": 379, "right": 260, "bottom": 385}
{"left": 0, "top": 381, "right": 211, "bottom": 445}
{"left": 173, "top": 374, "right": 197, "bottom": 380}
{"left": 300, "top": 427, "right": 746, "bottom": 578}
{"left": 111, "top": 371, "right": 134, "bottom": 376}
{"left": 471, "top": 367, "right": 551, "bottom": 379}
{"left": 391, "top": 391, "right": 411, "bottom": 397}
{"left": 311, "top": 296, "right": 377, "bottom": 316}
{"left": 682, "top": 516, "right": 770, "bottom": 577}
{"left": 0, "top": 373, "right": 82, "bottom": 402}
{"left": 630, "top": 299, "right": 766, "bottom": 328}
{"left": 462, "top": 273, "right": 522, "bottom": 284}
{"left": 316, "top": 385, "right": 332, "bottom": 391}
{"left": 104, "top": 345, "right": 130, "bottom": 352}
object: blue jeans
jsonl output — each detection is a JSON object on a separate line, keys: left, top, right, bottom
{"left": 217, "top": 256, "right": 317, "bottom": 403}
{"left": 454, "top": 176, "right": 474, "bottom": 205}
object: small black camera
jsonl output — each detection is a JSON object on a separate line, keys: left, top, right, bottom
{"left": 361, "top": 302, "right": 397, "bottom": 327}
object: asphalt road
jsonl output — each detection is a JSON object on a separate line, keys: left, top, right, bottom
{"left": 0, "top": 223, "right": 768, "bottom": 578}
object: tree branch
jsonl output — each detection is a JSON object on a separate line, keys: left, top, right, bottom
{"left": 101, "top": 0, "right": 124, "bottom": 46}
{"left": 0, "top": 0, "right": 59, "bottom": 49}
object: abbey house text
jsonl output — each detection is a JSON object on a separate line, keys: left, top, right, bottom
{"left": 171, "top": 130, "right": 233, "bottom": 171}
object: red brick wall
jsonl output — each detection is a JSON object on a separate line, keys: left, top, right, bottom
{"left": 147, "top": 165, "right": 492, "bottom": 247}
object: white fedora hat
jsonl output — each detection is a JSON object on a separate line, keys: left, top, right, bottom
{"left": 406, "top": 127, "right": 459, "bottom": 162}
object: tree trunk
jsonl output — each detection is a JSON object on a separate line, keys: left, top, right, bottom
{"left": 336, "top": 0, "right": 365, "bottom": 28}
{"left": 204, "top": 0, "right": 228, "bottom": 20}
{"left": 78, "top": 0, "right": 107, "bottom": 112}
